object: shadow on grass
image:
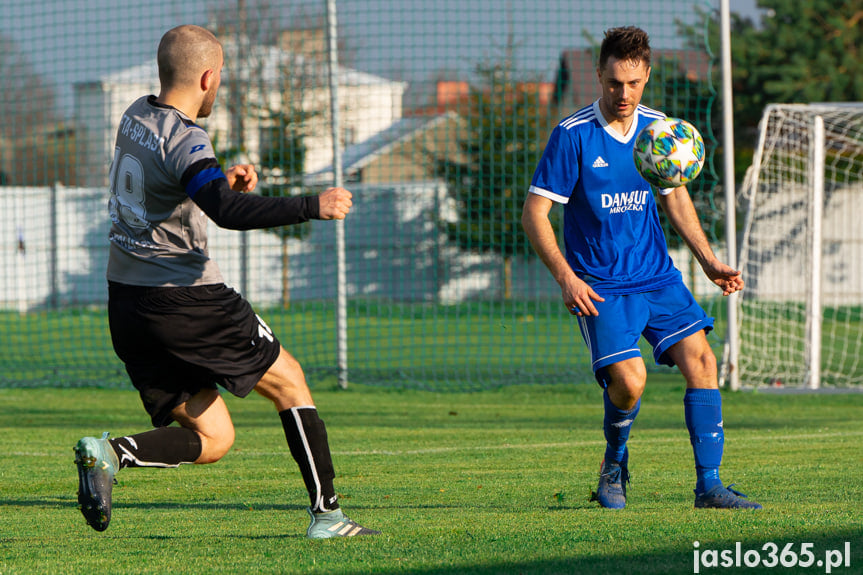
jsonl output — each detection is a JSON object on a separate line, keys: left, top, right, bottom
{"left": 3, "top": 496, "right": 859, "bottom": 575}
{"left": 1, "top": 497, "right": 466, "bottom": 515}
{"left": 335, "top": 529, "right": 862, "bottom": 575}
{"left": 0, "top": 496, "right": 307, "bottom": 513}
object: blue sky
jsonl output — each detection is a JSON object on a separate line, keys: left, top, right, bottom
{"left": 0, "top": 0, "right": 763, "bottom": 118}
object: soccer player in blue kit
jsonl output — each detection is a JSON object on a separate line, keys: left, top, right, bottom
{"left": 521, "top": 26, "right": 761, "bottom": 510}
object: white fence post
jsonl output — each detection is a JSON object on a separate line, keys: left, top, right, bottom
{"left": 326, "top": 0, "right": 349, "bottom": 389}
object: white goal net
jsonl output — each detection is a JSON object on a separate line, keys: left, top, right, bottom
{"left": 734, "top": 103, "right": 863, "bottom": 389}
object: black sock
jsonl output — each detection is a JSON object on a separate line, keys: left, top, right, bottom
{"left": 279, "top": 406, "right": 339, "bottom": 513}
{"left": 109, "top": 427, "right": 202, "bottom": 469}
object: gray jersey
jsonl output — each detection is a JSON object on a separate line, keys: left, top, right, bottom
{"left": 106, "top": 96, "right": 223, "bottom": 287}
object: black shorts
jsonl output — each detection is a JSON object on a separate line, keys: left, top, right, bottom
{"left": 108, "top": 282, "right": 282, "bottom": 427}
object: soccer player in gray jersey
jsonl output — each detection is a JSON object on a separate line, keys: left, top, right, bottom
{"left": 73, "top": 24, "right": 379, "bottom": 539}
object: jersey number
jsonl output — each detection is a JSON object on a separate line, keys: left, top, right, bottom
{"left": 256, "top": 314, "right": 274, "bottom": 343}
{"left": 108, "top": 147, "right": 149, "bottom": 230}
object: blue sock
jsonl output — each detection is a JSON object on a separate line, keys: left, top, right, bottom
{"left": 684, "top": 388, "right": 724, "bottom": 494}
{"left": 603, "top": 389, "right": 640, "bottom": 466}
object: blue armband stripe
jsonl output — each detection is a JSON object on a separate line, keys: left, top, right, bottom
{"left": 186, "top": 167, "right": 225, "bottom": 198}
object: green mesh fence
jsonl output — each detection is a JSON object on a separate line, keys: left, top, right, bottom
{"left": 0, "top": 0, "right": 728, "bottom": 390}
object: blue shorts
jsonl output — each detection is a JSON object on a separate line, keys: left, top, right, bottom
{"left": 576, "top": 281, "right": 714, "bottom": 383}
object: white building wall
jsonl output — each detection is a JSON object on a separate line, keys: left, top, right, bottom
{"left": 73, "top": 53, "right": 407, "bottom": 186}
{"left": 1, "top": 184, "right": 736, "bottom": 312}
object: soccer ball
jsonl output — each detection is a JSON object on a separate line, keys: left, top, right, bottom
{"left": 633, "top": 117, "right": 705, "bottom": 188}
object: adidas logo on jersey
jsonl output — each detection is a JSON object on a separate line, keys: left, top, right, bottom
{"left": 592, "top": 156, "right": 609, "bottom": 168}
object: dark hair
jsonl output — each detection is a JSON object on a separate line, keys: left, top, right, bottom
{"left": 598, "top": 26, "right": 651, "bottom": 70}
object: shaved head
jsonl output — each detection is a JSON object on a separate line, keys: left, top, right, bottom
{"left": 157, "top": 25, "right": 223, "bottom": 90}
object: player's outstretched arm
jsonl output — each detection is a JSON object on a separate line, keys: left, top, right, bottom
{"left": 190, "top": 160, "right": 317, "bottom": 231}
{"left": 191, "top": 163, "right": 352, "bottom": 229}
{"left": 658, "top": 186, "right": 743, "bottom": 296}
{"left": 317, "top": 187, "right": 352, "bottom": 220}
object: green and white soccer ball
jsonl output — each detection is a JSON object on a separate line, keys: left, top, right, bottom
{"left": 633, "top": 117, "right": 705, "bottom": 188}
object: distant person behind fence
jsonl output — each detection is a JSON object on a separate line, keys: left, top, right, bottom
{"left": 73, "top": 24, "right": 379, "bottom": 539}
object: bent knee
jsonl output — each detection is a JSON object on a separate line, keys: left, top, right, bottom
{"left": 605, "top": 367, "right": 647, "bottom": 409}
{"left": 196, "top": 428, "right": 235, "bottom": 464}
{"left": 614, "top": 378, "right": 646, "bottom": 407}
{"left": 255, "top": 351, "right": 314, "bottom": 409}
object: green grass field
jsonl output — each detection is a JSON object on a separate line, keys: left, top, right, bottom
{"left": 1, "top": 301, "right": 600, "bottom": 389}
{"left": 6, "top": 298, "right": 862, "bottom": 390}
{"left": 0, "top": 299, "right": 731, "bottom": 392}
{"left": 1, "top": 378, "right": 860, "bottom": 574}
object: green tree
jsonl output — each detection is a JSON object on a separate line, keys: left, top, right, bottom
{"left": 214, "top": 106, "right": 312, "bottom": 310}
{"left": 680, "top": 1, "right": 862, "bottom": 177}
{"left": 433, "top": 59, "right": 551, "bottom": 300}
{"left": 211, "top": 109, "right": 309, "bottom": 310}
{"left": 257, "top": 106, "right": 313, "bottom": 309}
{"left": 0, "top": 35, "right": 56, "bottom": 142}
{"left": 0, "top": 33, "right": 61, "bottom": 184}
{"left": 210, "top": 0, "right": 332, "bottom": 308}
{"left": 735, "top": 0, "right": 861, "bottom": 123}
{"left": 643, "top": 54, "right": 719, "bottom": 246}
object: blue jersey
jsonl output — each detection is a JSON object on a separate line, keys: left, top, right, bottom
{"left": 529, "top": 100, "right": 681, "bottom": 295}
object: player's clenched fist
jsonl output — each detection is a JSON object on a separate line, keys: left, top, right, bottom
{"left": 225, "top": 164, "right": 258, "bottom": 193}
{"left": 318, "top": 187, "right": 353, "bottom": 220}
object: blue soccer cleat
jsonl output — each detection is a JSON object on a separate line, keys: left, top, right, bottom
{"left": 590, "top": 459, "right": 629, "bottom": 509}
{"left": 74, "top": 432, "right": 120, "bottom": 531}
{"left": 694, "top": 483, "right": 763, "bottom": 510}
{"left": 306, "top": 508, "right": 381, "bottom": 539}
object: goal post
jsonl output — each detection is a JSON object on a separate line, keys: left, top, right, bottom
{"left": 731, "top": 103, "right": 863, "bottom": 390}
